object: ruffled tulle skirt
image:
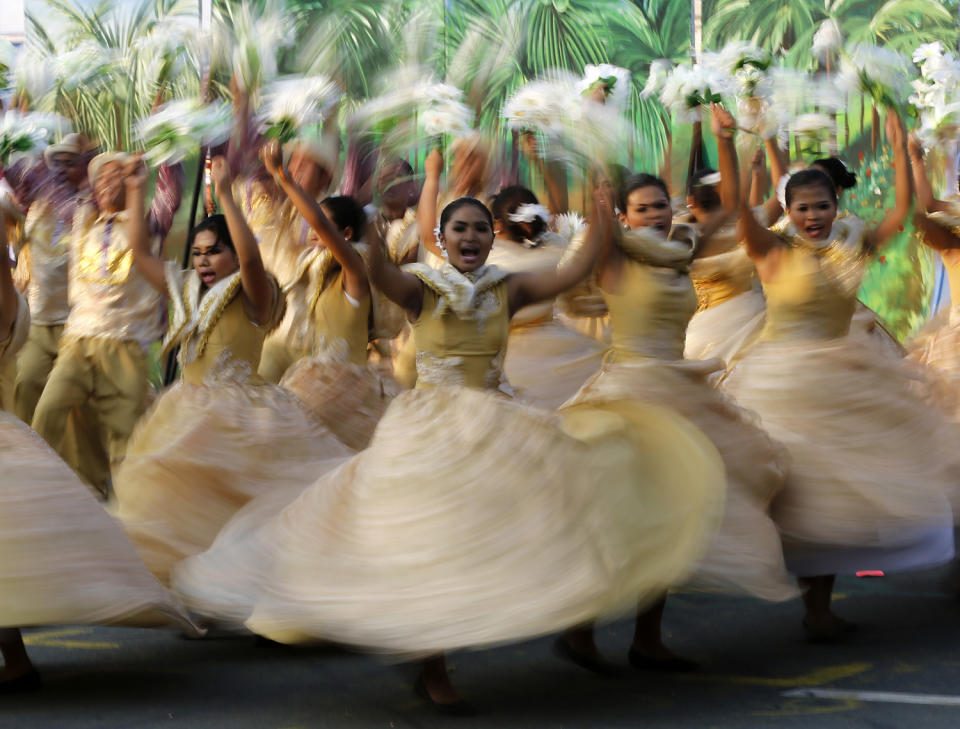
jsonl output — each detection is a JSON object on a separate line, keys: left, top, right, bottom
{"left": 565, "top": 355, "right": 797, "bottom": 601}
{"left": 111, "top": 375, "right": 354, "bottom": 585}
{"left": 684, "top": 291, "right": 766, "bottom": 368}
{"left": 174, "top": 386, "right": 725, "bottom": 654}
{"left": 504, "top": 319, "right": 606, "bottom": 408}
{"left": 280, "top": 355, "right": 397, "bottom": 450}
{"left": 909, "top": 307, "right": 960, "bottom": 419}
{"left": 0, "top": 412, "right": 194, "bottom": 629}
{"left": 683, "top": 294, "right": 902, "bottom": 373}
{"left": 724, "top": 332, "right": 958, "bottom": 576}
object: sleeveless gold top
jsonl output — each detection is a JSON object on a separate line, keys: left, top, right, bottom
{"left": 604, "top": 227, "right": 698, "bottom": 363}
{"left": 761, "top": 217, "right": 868, "bottom": 342}
{"left": 161, "top": 264, "right": 285, "bottom": 385}
{"left": 690, "top": 245, "right": 757, "bottom": 312}
{"left": 405, "top": 263, "right": 511, "bottom": 390}
{"left": 276, "top": 245, "right": 372, "bottom": 365}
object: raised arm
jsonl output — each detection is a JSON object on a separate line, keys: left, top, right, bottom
{"left": 748, "top": 147, "right": 767, "bottom": 208}
{"left": 506, "top": 186, "right": 606, "bottom": 313}
{"left": 0, "top": 209, "right": 18, "bottom": 339}
{"left": 908, "top": 134, "right": 949, "bottom": 214}
{"left": 697, "top": 105, "right": 739, "bottom": 242}
{"left": 262, "top": 140, "right": 369, "bottom": 302}
{"left": 736, "top": 138, "right": 783, "bottom": 261}
{"left": 762, "top": 136, "right": 788, "bottom": 223}
{"left": 417, "top": 149, "right": 444, "bottom": 258}
{"left": 124, "top": 159, "right": 167, "bottom": 294}
{"left": 521, "top": 132, "right": 568, "bottom": 214}
{"left": 867, "top": 110, "right": 912, "bottom": 251}
{"left": 365, "top": 217, "right": 424, "bottom": 318}
{"left": 210, "top": 156, "right": 275, "bottom": 325}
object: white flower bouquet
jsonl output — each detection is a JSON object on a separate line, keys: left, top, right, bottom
{"left": 658, "top": 63, "right": 732, "bottom": 123}
{"left": 577, "top": 64, "right": 631, "bottom": 111}
{"left": 837, "top": 44, "right": 914, "bottom": 109}
{"left": 910, "top": 42, "right": 960, "bottom": 146}
{"left": 213, "top": 0, "right": 295, "bottom": 94}
{"left": 136, "top": 100, "right": 233, "bottom": 165}
{"left": 0, "top": 111, "right": 70, "bottom": 165}
{"left": 259, "top": 75, "right": 342, "bottom": 144}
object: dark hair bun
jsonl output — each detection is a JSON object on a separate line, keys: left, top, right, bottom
{"left": 812, "top": 157, "right": 856, "bottom": 190}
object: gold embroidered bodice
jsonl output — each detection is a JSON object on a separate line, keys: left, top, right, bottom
{"left": 310, "top": 270, "right": 370, "bottom": 365}
{"left": 275, "top": 245, "right": 371, "bottom": 364}
{"left": 182, "top": 292, "right": 270, "bottom": 385}
{"left": 761, "top": 219, "right": 869, "bottom": 342}
{"left": 690, "top": 245, "right": 757, "bottom": 312}
{"left": 162, "top": 264, "right": 284, "bottom": 385}
{"left": 603, "top": 227, "right": 698, "bottom": 363}
{"left": 406, "top": 264, "right": 511, "bottom": 390}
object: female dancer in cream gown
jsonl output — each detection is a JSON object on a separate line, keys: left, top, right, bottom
{"left": 0, "top": 208, "right": 193, "bottom": 691}
{"left": 683, "top": 166, "right": 770, "bottom": 365}
{"left": 111, "top": 157, "right": 357, "bottom": 585}
{"left": 175, "top": 193, "right": 726, "bottom": 713}
{"left": 809, "top": 157, "right": 905, "bottom": 357}
{"left": 258, "top": 140, "right": 395, "bottom": 450}
{"left": 685, "top": 144, "right": 902, "bottom": 367}
{"left": 907, "top": 134, "right": 960, "bottom": 408}
{"left": 489, "top": 185, "right": 606, "bottom": 406}
{"left": 728, "top": 110, "right": 958, "bottom": 642}
{"left": 557, "top": 106, "right": 794, "bottom": 675}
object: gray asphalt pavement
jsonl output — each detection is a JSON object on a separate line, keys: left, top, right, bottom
{"left": 5, "top": 564, "right": 960, "bottom": 728}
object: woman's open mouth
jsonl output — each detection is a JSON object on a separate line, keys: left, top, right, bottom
{"left": 459, "top": 245, "right": 481, "bottom": 264}
{"left": 199, "top": 270, "right": 217, "bottom": 284}
{"left": 805, "top": 223, "right": 826, "bottom": 238}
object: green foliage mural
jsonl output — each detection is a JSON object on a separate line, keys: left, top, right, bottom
{"left": 19, "top": 0, "right": 960, "bottom": 345}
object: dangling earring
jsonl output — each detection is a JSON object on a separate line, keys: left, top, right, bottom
{"left": 434, "top": 224, "right": 448, "bottom": 259}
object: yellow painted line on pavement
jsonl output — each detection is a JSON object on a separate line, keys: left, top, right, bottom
{"left": 677, "top": 662, "right": 872, "bottom": 688}
{"left": 753, "top": 698, "right": 863, "bottom": 717}
{"left": 24, "top": 628, "right": 120, "bottom": 650}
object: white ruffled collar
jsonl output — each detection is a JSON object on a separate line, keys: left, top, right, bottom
{"left": 403, "top": 262, "right": 509, "bottom": 319}
{"left": 161, "top": 264, "right": 242, "bottom": 365}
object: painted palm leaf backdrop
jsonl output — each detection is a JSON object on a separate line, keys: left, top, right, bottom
{"left": 15, "top": 0, "right": 960, "bottom": 341}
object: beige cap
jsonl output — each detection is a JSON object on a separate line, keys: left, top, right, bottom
{"left": 44, "top": 133, "right": 98, "bottom": 167}
{"left": 87, "top": 151, "right": 132, "bottom": 186}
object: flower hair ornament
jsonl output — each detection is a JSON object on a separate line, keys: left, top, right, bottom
{"left": 508, "top": 203, "right": 553, "bottom": 225}
{"left": 508, "top": 203, "right": 553, "bottom": 248}
{"left": 693, "top": 172, "right": 722, "bottom": 187}
{"left": 433, "top": 223, "right": 447, "bottom": 259}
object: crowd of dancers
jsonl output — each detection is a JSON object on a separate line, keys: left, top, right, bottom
{"left": 3, "top": 47, "right": 960, "bottom": 717}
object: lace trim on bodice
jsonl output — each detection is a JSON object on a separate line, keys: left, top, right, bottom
{"left": 404, "top": 262, "right": 510, "bottom": 324}
{"left": 415, "top": 347, "right": 505, "bottom": 390}
{"left": 200, "top": 348, "right": 256, "bottom": 387}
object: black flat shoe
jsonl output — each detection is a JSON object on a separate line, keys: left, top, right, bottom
{"left": 627, "top": 647, "right": 698, "bottom": 673}
{"left": 553, "top": 637, "right": 623, "bottom": 677}
{"left": 0, "top": 670, "right": 42, "bottom": 694}
{"left": 802, "top": 617, "right": 854, "bottom": 644}
{"left": 414, "top": 676, "right": 477, "bottom": 717}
